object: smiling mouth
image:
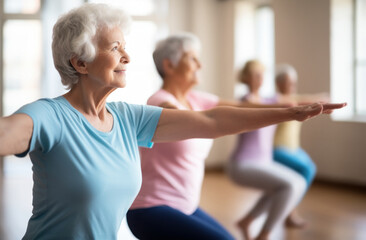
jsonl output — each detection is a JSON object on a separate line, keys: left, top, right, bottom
{"left": 114, "top": 70, "right": 126, "bottom": 73}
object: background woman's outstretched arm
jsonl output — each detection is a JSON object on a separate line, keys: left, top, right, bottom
{"left": 152, "top": 103, "right": 346, "bottom": 142}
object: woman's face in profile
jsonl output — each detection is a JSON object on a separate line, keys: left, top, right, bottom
{"left": 278, "top": 74, "right": 297, "bottom": 95}
{"left": 245, "top": 69, "right": 264, "bottom": 92}
{"left": 85, "top": 26, "right": 130, "bottom": 89}
{"left": 173, "top": 49, "right": 202, "bottom": 85}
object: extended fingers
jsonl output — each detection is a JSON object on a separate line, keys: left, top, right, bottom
{"left": 322, "top": 102, "right": 347, "bottom": 112}
{"left": 295, "top": 102, "right": 346, "bottom": 121}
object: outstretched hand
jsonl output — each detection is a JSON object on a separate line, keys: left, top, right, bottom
{"left": 321, "top": 103, "right": 347, "bottom": 114}
{"left": 293, "top": 102, "right": 347, "bottom": 121}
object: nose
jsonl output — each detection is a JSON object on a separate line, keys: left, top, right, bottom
{"left": 196, "top": 59, "right": 202, "bottom": 69}
{"left": 120, "top": 49, "right": 130, "bottom": 64}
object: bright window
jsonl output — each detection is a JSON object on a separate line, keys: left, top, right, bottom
{"left": 254, "top": 6, "right": 275, "bottom": 97}
{"left": 331, "top": 0, "right": 366, "bottom": 121}
{"left": 4, "top": 0, "right": 40, "bottom": 14}
{"left": 234, "top": 2, "right": 275, "bottom": 98}
{"left": 355, "top": 0, "right": 366, "bottom": 115}
{"left": 3, "top": 20, "right": 42, "bottom": 115}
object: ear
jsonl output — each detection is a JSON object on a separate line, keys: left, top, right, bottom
{"left": 162, "top": 59, "right": 175, "bottom": 76}
{"left": 70, "top": 56, "right": 88, "bottom": 74}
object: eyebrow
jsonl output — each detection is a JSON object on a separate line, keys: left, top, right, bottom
{"left": 110, "top": 41, "right": 126, "bottom": 45}
{"left": 107, "top": 41, "right": 126, "bottom": 50}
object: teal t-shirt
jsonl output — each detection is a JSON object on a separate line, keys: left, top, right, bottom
{"left": 15, "top": 96, "right": 162, "bottom": 240}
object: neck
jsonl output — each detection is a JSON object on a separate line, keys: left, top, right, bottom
{"left": 246, "top": 90, "right": 262, "bottom": 103}
{"left": 162, "top": 77, "right": 193, "bottom": 101}
{"left": 249, "top": 89, "right": 260, "bottom": 96}
{"left": 63, "top": 80, "right": 114, "bottom": 118}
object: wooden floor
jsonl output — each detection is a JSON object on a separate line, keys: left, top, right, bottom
{"left": 1, "top": 158, "right": 366, "bottom": 240}
{"left": 200, "top": 171, "right": 366, "bottom": 240}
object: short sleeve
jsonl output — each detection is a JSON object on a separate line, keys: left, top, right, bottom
{"left": 133, "top": 104, "right": 162, "bottom": 148}
{"left": 14, "top": 99, "right": 62, "bottom": 157}
{"left": 111, "top": 103, "right": 162, "bottom": 148}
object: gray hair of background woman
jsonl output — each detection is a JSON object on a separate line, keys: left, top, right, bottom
{"left": 153, "top": 33, "right": 201, "bottom": 79}
{"left": 52, "top": 3, "right": 131, "bottom": 89}
{"left": 275, "top": 63, "right": 298, "bottom": 83}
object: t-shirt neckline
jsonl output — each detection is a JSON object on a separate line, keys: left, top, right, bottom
{"left": 56, "top": 96, "right": 116, "bottom": 136}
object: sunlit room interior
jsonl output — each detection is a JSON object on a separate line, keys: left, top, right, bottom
{"left": 0, "top": 0, "right": 365, "bottom": 239}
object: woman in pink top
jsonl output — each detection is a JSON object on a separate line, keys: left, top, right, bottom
{"left": 126, "top": 34, "right": 345, "bottom": 240}
{"left": 128, "top": 33, "right": 235, "bottom": 240}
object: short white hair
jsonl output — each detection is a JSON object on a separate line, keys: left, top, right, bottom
{"left": 275, "top": 64, "right": 298, "bottom": 83}
{"left": 52, "top": 3, "right": 132, "bottom": 89}
{"left": 153, "top": 32, "right": 201, "bottom": 78}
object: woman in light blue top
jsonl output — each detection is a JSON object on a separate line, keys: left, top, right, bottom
{"left": 0, "top": 3, "right": 346, "bottom": 240}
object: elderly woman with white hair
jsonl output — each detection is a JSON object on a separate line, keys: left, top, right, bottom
{"left": 273, "top": 64, "right": 329, "bottom": 229}
{"left": 127, "top": 33, "right": 237, "bottom": 240}
{"left": 0, "top": 3, "right": 345, "bottom": 240}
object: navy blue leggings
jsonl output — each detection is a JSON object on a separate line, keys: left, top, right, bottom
{"left": 127, "top": 206, "right": 234, "bottom": 240}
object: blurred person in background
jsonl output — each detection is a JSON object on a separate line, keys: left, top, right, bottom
{"left": 227, "top": 60, "right": 307, "bottom": 240}
{"left": 273, "top": 64, "right": 330, "bottom": 229}
{"left": 127, "top": 33, "right": 236, "bottom": 240}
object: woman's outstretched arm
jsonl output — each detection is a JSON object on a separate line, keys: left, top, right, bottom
{"left": 0, "top": 114, "right": 33, "bottom": 156}
{"left": 217, "top": 99, "right": 293, "bottom": 108}
{"left": 152, "top": 103, "right": 346, "bottom": 142}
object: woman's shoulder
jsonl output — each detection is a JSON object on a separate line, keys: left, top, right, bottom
{"left": 262, "top": 95, "right": 278, "bottom": 104}
{"left": 15, "top": 97, "right": 65, "bottom": 115}
{"left": 107, "top": 101, "right": 161, "bottom": 115}
{"left": 147, "top": 89, "right": 177, "bottom": 106}
{"left": 106, "top": 101, "right": 130, "bottom": 114}
{"left": 189, "top": 89, "right": 219, "bottom": 103}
